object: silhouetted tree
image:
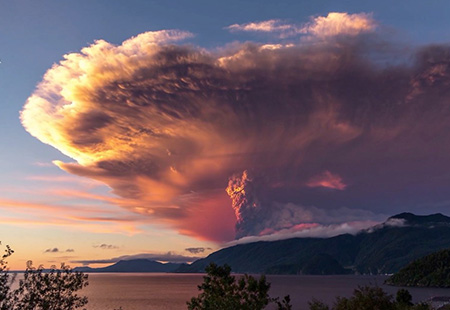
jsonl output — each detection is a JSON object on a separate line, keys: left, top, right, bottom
{"left": 187, "top": 262, "right": 291, "bottom": 310}
{"left": 308, "top": 285, "right": 432, "bottom": 310}
{"left": 273, "top": 295, "right": 292, "bottom": 310}
{"left": 333, "top": 286, "right": 394, "bottom": 310}
{"left": 396, "top": 288, "right": 413, "bottom": 307}
{"left": 0, "top": 244, "right": 89, "bottom": 310}
{"left": 0, "top": 244, "right": 15, "bottom": 310}
{"left": 308, "top": 298, "right": 329, "bottom": 310}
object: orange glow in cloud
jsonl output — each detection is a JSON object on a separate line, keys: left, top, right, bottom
{"left": 20, "top": 12, "right": 450, "bottom": 241}
{"left": 0, "top": 195, "right": 143, "bottom": 235}
{"left": 174, "top": 191, "right": 236, "bottom": 242}
{"left": 306, "top": 171, "right": 347, "bottom": 190}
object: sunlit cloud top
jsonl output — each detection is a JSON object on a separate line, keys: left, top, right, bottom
{"left": 225, "top": 12, "right": 376, "bottom": 39}
{"left": 21, "top": 12, "right": 450, "bottom": 242}
{"left": 303, "top": 12, "right": 377, "bottom": 38}
{"left": 226, "top": 19, "right": 302, "bottom": 38}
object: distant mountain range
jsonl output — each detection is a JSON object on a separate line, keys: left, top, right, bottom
{"left": 74, "top": 213, "right": 450, "bottom": 275}
{"left": 74, "top": 259, "right": 182, "bottom": 273}
{"left": 176, "top": 213, "right": 450, "bottom": 275}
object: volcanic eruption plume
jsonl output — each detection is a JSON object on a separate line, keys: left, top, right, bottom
{"left": 20, "top": 13, "right": 450, "bottom": 241}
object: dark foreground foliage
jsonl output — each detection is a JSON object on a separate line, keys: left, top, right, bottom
{"left": 308, "top": 286, "right": 432, "bottom": 310}
{"left": 187, "top": 262, "right": 291, "bottom": 310}
{"left": 188, "top": 263, "right": 437, "bottom": 310}
{"left": 0, "top": 244, "right": 440, "bottom": 310}
{"left": 0, "top": 244, "right": 89, "bottom": 310}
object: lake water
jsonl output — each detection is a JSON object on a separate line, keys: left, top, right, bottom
{"left": 81, "top": 273, "right": 450, "bottom": 310}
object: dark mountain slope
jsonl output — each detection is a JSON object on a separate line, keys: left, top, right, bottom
{"left": 177, "top": 234, "right": 358, "bottom": 274}
{"left": 390, "top": 212, "right": 450, "bottom": 226}
{"left": 74, "top": 259, "right": 181, "bottom": 273}
{"left": 177, "top": 213, "right": 450, "bottom": 275}
{"left": 386, "top": 249, "right": 450, "bottom": 287}
{"left": 354, "top": 225, "right": 450, "bottom": 274}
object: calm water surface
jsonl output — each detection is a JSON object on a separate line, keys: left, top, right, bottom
{"left": 82, "top": 273, "right": 450, "bottom": 310}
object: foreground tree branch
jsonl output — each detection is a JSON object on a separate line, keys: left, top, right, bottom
{"left": 0, "top": 244, "right": 89, "bottom": 310}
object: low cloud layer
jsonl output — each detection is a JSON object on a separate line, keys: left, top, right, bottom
{"left": 227, "top": 220, "right": 380, "bottom": 246}
{"left": 71, "top": 252, "right": 201, "bottom": 265}
{"left": 21, "top": 12, "right": 450, "bottom": 241}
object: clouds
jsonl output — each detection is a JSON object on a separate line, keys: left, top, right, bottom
{"left": 302, "top": 12, "right": 376, "bottom": 38}
{"left": 21, "top": 12, "right": 450, "bottom": 242}
{"left": 185, "top": 247, "right": 212, "bottom": 254}
{"left": 44, "top": 248, "right": 74, "bottom": 253}
{"left": 226, "top": 170, "right": 379, "bottom": 237}
{"left": 226, "top": 19, "right": 303, "bottom": 38}
{"left": 44, "top": 248, "right": 59, "bottom": 253}
{"left": 0, "top": 186, "right": 145, "bottom": 235}
{"left": 71, "top": 252, "right": 200, "bottom": 265}
{"left": 94, "top": 244, "right": 118, "bottom": 250}
{"left": 227, "top": 220, "right": 379, "bottom": 246}
{"left": 306, "top": 171, "right": 347, "bottom": 190}
{"left": 226, "top": 170, "right": 261, "bottom": 238}
{"left": 225, "top": 12, "right": 376, "bottom": 39}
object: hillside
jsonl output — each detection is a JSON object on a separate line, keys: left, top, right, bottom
{"left": 386, "top": 249, "right": 450, "bottom": 287}
{"left": 74, "top": 259, "right": 182, "bottom": 273}
{"left": 177, "top": 213, "right": 450, "bottom": 275}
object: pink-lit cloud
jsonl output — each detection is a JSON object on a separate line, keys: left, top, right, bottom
{"left": 226, "top": 19, "right": 302, "bottom": 38}
{"left": 302, "top": 12, "right": 376, "bottom": 38}
{"left": 306, "top": 171, "right": 347, "bottom": 190}
{"left": 20, "top": 13, "right": 450, "bottom": 241}
{"left": 226, "top": 13, "right": 376, "bottom": 39}
{"left": 71, "top": 251, "right": 201, "bottom": 265}
{"left": 0, "top": 196, "right": 144, "bottom": 234}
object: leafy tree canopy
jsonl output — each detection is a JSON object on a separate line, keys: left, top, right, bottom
{"left": 187, "top": 262, "right": 291, "bottom": 310}
{"left": 308, "top": 286, "right": 432, "bottom": 310}
{"left": 0, "top": 243, "right": 89, "bottom": 310}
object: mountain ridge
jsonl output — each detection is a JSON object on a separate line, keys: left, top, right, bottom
{"left": 74, "top": 259, "right": 182, "bottom": 273}
{"left": 73, "top": 213, "right": 450, "bottom": 275}
{"left": 389, "top": 212, "right": 450, "bottom": 226}
{"left": 176, "top": 213, "right": 450, "bottom": 275}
